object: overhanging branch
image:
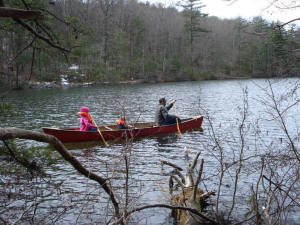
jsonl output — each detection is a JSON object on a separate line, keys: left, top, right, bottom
{"left": 14, "top": 18, "right": 71, "bottom": 53}
{"left": 0, "top": 7, "right": 43, "bottom": 20}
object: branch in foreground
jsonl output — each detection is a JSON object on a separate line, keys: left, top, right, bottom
{"left": 0, "top": 7, "right": 43, "bottom": 20}
{"left": 160, "top": 159, "right": 183, "bottom": 171}
{"left": 13, "top": 18, "right": 71, "bottom": 53}
{"left": 0, "top": 127, "right": 120, "bottom": 220}
{"left": 277, "top": 18, "right": 300, "bottom": 28}
{"left": 110, "top": 203, "right": 219, "bottom": 225}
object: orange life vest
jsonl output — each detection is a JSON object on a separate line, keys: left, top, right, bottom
{"left": 77, "top": 112, "right": 92, "bottom": 122}
{"left": 115, "top": 119, "right": 125, "bottom": 125}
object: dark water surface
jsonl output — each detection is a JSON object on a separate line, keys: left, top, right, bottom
{"left": 2, "top": 79, "right": 300, "bottom": 224}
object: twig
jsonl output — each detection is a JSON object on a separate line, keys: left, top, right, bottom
{"left": 160, "top": 160, "right": 183, "bottom": 171}
{"left": 171, "top": 168, "right": 186, "bottom": 184}
{"left": 193, "top": 159, "right": 204, "bottom": 201}
{"left": 191, "top": 151, "right": 201, "bottom": 170}
{"left": 13, "top": 18, "right": 70, "bottom": 52}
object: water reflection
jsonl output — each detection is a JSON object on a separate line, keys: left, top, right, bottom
{"left": 156, "top": 134, "right": 179, "bottom": 146}
{"left": 63, "top": 141, "right": 105, "bottom": 150}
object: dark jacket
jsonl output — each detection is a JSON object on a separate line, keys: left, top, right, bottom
{"left": 155, "top": 103, "right": 174, "bottom": 125}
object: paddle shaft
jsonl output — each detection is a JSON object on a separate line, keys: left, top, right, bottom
{"left": 90, "top": 115, "right": 108, "bottom": 146}
{"left": 173, "top": 102, "right": 181, "bottom": 136}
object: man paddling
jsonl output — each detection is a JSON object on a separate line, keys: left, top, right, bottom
{"left": 155, "top": 98, "right": 181, "bottom": 126}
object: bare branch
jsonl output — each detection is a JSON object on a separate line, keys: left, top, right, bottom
{"left": 8, "top": 37, "right": 36, "bottom": 65}
{"left": 277, "top": 18, "right": 300, "bottom": 28}
{"left": 110, "top": 203, "right": 219, "bottom": 225}
{"left": 13, "top": 18, "right": 71, "bottom": 53}
{"left": 263, "top": 175, "right": 300, "bottom": 207}
{"left": 192, "top": 158, "right": 203, "bottom": 201}
{"left": 171, "top": 168, "right": 186, "bottom": 184}
{"left": 160, "top": 159, "right": 183, "bottom": 171}
{"left": 191, "top": 151, "right": 201, "bottom": 170}
{"left": 0, "top": 127, "right": 121, "bottom": 220}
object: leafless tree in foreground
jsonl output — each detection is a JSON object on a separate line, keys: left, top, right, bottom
{"left": 197, "top": 81, "right": 299, "bottom": 225}
{"left": 0, "top": 127, "right": 220, "bottom": 225}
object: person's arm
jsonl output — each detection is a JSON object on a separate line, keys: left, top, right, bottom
{"left": 166, "top": 100, "right": 176, "bottom": 110}
{"left": 87, "top": 121, "right": 97, "bottom": 129}
{"left": 82, "top": 117, "right": 97, "bottom": 129}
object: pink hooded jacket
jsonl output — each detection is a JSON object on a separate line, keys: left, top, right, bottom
{"left": 77, "top": 107, "right": 97, "bottom": 131}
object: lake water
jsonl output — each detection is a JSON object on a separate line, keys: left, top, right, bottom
{"left": 1, "top": 78, "right": 300, "bottom": 224}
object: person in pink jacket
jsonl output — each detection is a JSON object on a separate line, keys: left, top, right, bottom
{"left": 77, "top": 107, "right": 97, "bottom": 131}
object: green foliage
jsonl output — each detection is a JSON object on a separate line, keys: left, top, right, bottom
{"left": 170, "top": 55, "right": 182, "bottom": 73}
{"left": 0, "top": 102, "right": 20, "bottom": 119}
{"left": 106, "top": 67, "right": 121, "bottom": 82}
{"left": 181, "top": 0, "right": 208, "bottom": 36}
{"left": 184, "top": 66, "right": 195, "bottom": 80}
{"left": 90, "top": 63, "right": 105, "bottom": 81}
{"left": 223, "top": 64, "right": 232, "bottom": 75}
{"left": 129, "top": 16, "right": 146, "bottom": 46}
{"left": 0, "top": 140, "right": 59, "bottom": 174}
{"left": 244, "top": 194, "right": 263, "bottom": 224}
{"left": 144, "top": 54, "right": 160, "bottom": 74}
{"left": 71, "top": 35, "right": 92, "bottom": 62}
{"left": 252, "top": 16, "right": 270, "bottom": 33}
{"left": 0, "top": 102, "right": 12, "bottom": 114}
{"left": 236, "top": 17, "right": 299, "bottom": 77}
{"left": 199, "top": 71, "right": 216, "bottom": 80}
{"left": 1, "top": 0, "right": 300, "bottom": 84}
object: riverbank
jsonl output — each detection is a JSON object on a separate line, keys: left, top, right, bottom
{"left": 26, "top": 79, "right": 146, "bottom": 89}
{"left": 26, "top": 75, "right": 252, "bottom": 89}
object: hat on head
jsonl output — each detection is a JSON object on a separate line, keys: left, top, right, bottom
{"left": 159, "top": 98, "right": 166, "bottom": 104}
{"left": 80, "top": 106, "right": 89, "bottom": 113}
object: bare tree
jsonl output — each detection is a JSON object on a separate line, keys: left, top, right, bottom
{"left": 0, "top": 126, "right": 220, "bottom": 224}
{"left": 197, "top": 81, "right": 299, "bottom": 225}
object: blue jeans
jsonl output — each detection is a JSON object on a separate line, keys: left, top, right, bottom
{"left": 163, "top": 115, "right": 181, "bottom": 125}
{"left": 89, "top": 127, "right": 97, "bottom": 131}
{"left": 118, "top": 124, "right": 128, "bottom": 130}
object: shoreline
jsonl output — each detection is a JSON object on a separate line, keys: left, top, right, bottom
{"left": 4, "top": 75, "right": 292, "bottom": 91}
{"left": 26, "top": 76, "right": 253, "bottom": 89}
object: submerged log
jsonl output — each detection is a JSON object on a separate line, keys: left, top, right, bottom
{"left": 171, "top": 187, "right": 215, "bottom": 225}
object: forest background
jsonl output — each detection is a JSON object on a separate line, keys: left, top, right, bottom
{"left": 1, "top": 0, "right": 300, "bottom": 90}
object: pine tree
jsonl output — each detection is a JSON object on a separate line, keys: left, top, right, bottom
{"left": 178, "top": 0, "right": 208, "bottom": 74}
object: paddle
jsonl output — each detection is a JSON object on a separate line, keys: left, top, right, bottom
{"left": 90, "top": 115, "right": 108, "bottom": 146}
{"left": 173, "top": 101, "right": 181, "bottom": 137}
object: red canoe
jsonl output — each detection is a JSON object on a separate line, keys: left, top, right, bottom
{"left": 42, "top": 116, "right": 203, "bottom": 143}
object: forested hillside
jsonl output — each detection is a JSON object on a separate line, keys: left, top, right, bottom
{"left": 1, "top": 0, "right": 300, "bottom": 88}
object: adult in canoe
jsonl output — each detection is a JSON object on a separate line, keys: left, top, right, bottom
{"left": 77, "top": 107, "right": 97, "bottom": 131}
{"left": 155, "top": 98, "right": 181, "bottom": 126}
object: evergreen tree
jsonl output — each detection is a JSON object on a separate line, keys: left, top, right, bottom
{"left": 178, "top": 0, "right": 208, "bottom": 74}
